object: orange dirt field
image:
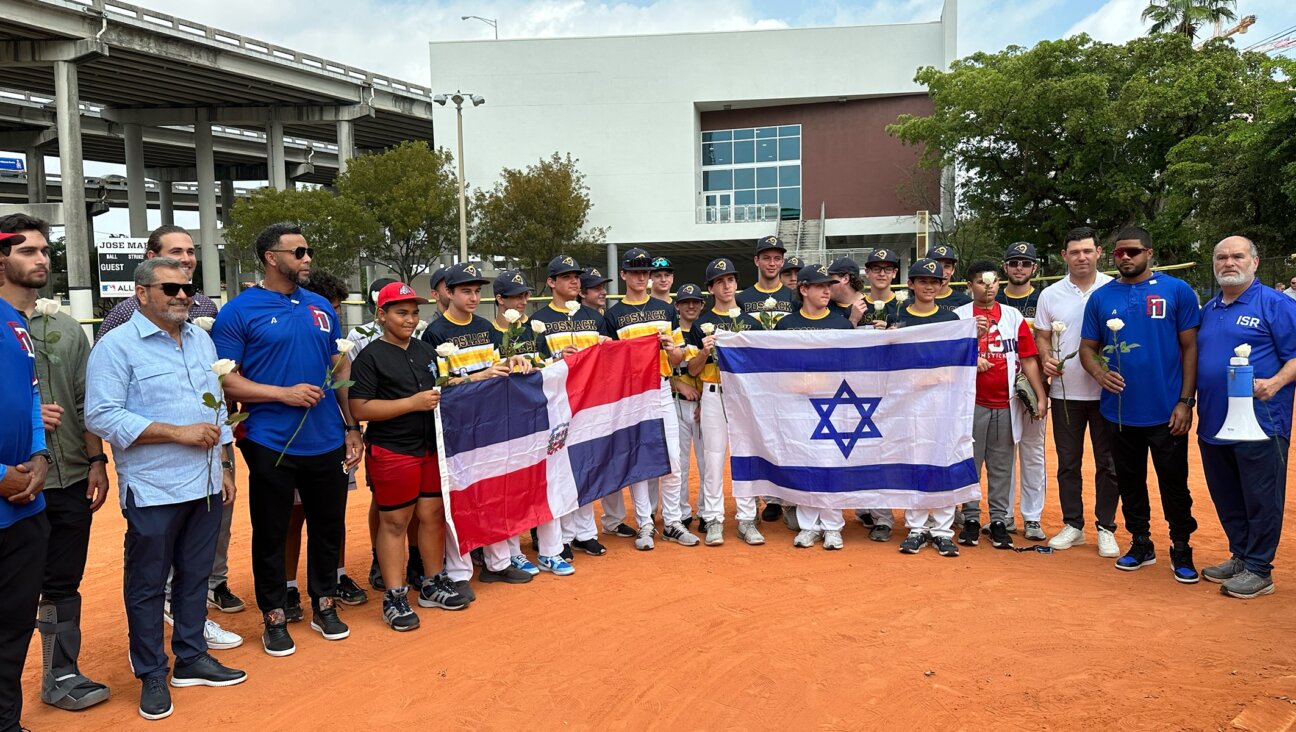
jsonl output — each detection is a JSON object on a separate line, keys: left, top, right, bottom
{"left": 17, "top": 435, "right": 1296, "bottom": 731}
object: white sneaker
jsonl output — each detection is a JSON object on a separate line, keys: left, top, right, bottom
{"left": 204, "top": 619, "right": 243, "bottom": 650}
{"left": 634, "top": 524, "right": 655, "bottom": 551}
{"left": 822, "top": 530, "right": 843, "bottom": 550}
{"left": 1048, "top": 525, "right": 1086, "bottom": 550}
{"left": 793, "top": 529, "right": 821, "bottom": 548}
{"left": 737, "top": 520, "right": 765, "bottom": 546}
{"left": 1097, "top": 527, "right": 1120, "bottom": 558}
{"left": 705, "top": 521, "right": 724, "bottom": 546}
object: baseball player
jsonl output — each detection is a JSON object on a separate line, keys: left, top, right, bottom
{"left": 926, "top": 244, "right": 972, "bottom": 312}
{"left": 736, "top": 235, "right": 797, "bottom": 319}
{"left": 779, "top": 255, "right": 804, "bottom": 290}
{"left": 579, "top": 266, "right": 612, "bottom": 314}
{"left": 650, "top": 256, "right": 675, "bottom": 302}
{"left": 996, "top": 241, "right": 1047, "bottom": 540}
{"left": 827, "top": 257, "right": 867, "bottom": 325}
{"left": 672, "top": 284, "right": 708, "bottom": 533}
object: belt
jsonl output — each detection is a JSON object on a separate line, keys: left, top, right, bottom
{"left": 706, "top": 384, "right": 723, "bottom": 393}
{"left": 672, "top": 392, "right": 694, "bottom": 401}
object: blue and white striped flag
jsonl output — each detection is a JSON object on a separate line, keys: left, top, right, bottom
{"left": 715, "top": 319, "right": 980, "bottom": 510}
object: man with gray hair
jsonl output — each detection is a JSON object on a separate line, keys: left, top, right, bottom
{"left": 1196, "top": 236, "right": 1296, "bottom": 599}
{"left": 87, "top": 257, "right": 247, "bottom": 720}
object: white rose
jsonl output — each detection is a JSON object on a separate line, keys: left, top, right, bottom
{"left": 192, "top": 316, "right": 215, "bottom": 332}
{"left": 1106, "top": 318, "right": 1125, "bottom": 333}
{"left": 211, "top": 359, "right": 237, "bottom": 377}
{"left": 530, "top": 320, "right": 546, "bottom": 335}
{"left": 873, "top": 300, "right": 885, "bottom": 312}
{"left": 894, "top": 290, "right": 908, "bottom": 303}
{"left": 1051, "top": 320, "right": 1067, "bottom": 334}
{"left": 656, "top": 324, "right": 669, "bottom": 335}
{"left": 335, "top": 338, "right": 355, "bottom": 354}
{"left": 699, "top": 323, "right": 716, "bottom": 335}
{"left": 727, "top": 308, "right": 742, "bottom": 319}
{"left": 503, "top": 308, "right": 521, "bottom": 324}
{"left": 370, "top": 290, "right": 381, "bottom": 304}
{"left": 980, "top": 271, "right": 996, "bottom": 285}
{"left": 565, "top": 301, "right": 581, "bottom": 316}
{"left": 1235, "top": 343, "right": 1252, "bottom": 359}
{"left": 763, "top": 297, "right": 777, "bottom": 310}
{"left": 35, "top": 298, "right": 62, "bottom": 317}
{"left": 435, "top": 343, "right": 459, "bottom": 358}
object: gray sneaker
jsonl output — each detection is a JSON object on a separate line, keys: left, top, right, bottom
{"left": 737, "top": 520, "right": 765, "bottom": 546}
{"left": 1202, "top": 556, "right": 1244, "bottom": 584}
{"left": 822, "top": 530, "right": 843, "bottom": 550}
{"left": 869, "top": 524, "right": 892, "bottom": 542}
{"left": 1220, "top": 569, "right": 1275, "bottom": 599}
{"left": 793, "top": 529, "right": 821, "bottom": 548}
{"left": 634, "top": 523, "right": 655, "bottom": 551}
{"left": 1023, "top": 521, "right": 1045, "bottom": 541}
{"left": 663, "top": 521, "right": 700, "bottom": 546}
{"left": 705, "top": 521, "right": 724, "bottom": 546}
{"left": 783, "top": 507, "right": 800, "bottom": 532}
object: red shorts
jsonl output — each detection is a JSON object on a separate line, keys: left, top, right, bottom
{"left": 365, "top": 444, "right": 442, "bottom": 511}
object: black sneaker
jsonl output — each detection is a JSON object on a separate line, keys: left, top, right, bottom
{"left": 958, "top": 520, "right": 981, "bottom": 546}
{"left": 310, "top": 598, "right": 350, "bottom": 640}
{"left": 761, "top": 503, "right": 783, "bottom": 522}
{"left": 479, "top": 566, "right": 533, "bottom": 584}
{"left": 383, "top": 588, "right": 420, "bottom": 632}
{"left": 335, "top": 574, "right": 368, "bottom": 606}
{"left": 559, "top": 543, "right": 574, "bottom": 562}
{"left": 418, "top": 575, "right": 470, "bottom": 611}
{"left": 470, "top": 547, "right": 485, "bottom": 567}
{"left": 1169, "top": 543, "right": 1200, "bottom": 584}
{"left": 572, "top": 538, "right": 607, "bottom": 556}
{"left": 1115, "top": 536, "right": 1156, "bottom": 571}
{"left": 899, "top": 531, "right": 929, "bottom": 554}
{"left": 139, "top": 673, "right": 172, "bottom": 720}
{"left": 696, "top": 517, "right": 709, "bottom": 533}
{"left": 368, "top": 555, "right": 385, "bottom": 591}
{"left": 530, "top": 527, "right": 540, "bottom": 552}
{"left": 681, "top": 516, "right": 694, "bottom": 530}
{"left": 988, "top": 521, "right": 1014, "bottom": 549}
{"left": 170, "top": 652, "right": 248, "bottom": 687}
{"left": 857, "top": 511, "right": 875, "bottom": 527}
{"left": 452, "top": 579, "right": 477, "bottom": 603}
{"left": 284, "top": 586, "right": 304, "bottom": 623}
{"left": 207, "top": 581, "right": 245, "bottom": 613}
{"left": 606, "top": 523, "right": 636, "bottom": 538}
{"left": 933, "top": 536, "right": 960, "bottom": 557}
{"left": 261, "top": 612, "right": 295, "bottom": 657}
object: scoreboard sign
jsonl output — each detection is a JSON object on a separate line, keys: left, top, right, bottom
{"left": 98, "top": 238, "right": 149, "bottom": 297}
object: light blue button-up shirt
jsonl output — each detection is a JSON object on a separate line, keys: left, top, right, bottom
{"left": 86, "top": 310, "right": 233, "bottom": 509}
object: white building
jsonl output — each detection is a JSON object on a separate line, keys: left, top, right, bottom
{"left": 429, "top": 0, "right": 956, "bottom": 289}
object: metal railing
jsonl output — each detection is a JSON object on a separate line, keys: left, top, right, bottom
{"left": 695, "top": 204, "right": 782, "bottom": 224}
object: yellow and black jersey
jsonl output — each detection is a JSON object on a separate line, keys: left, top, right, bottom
{"left": 530, "top": 302, "right": 609, "bottom": 359}
{"left": 736, "top": 283, "right": 796, "bottom": 320}
{"left": 862, "top": 293, "right": 902, "bottom": 326}
{"left": 684, "top": 308, "right": 760, "bottom": 383}
{"left": 492, "top": 318, "right": 539, "bottom": 358}
{"left": 604, "top": 295, "right": 683, "bottom": 378}
{"left": 420, "top": 312, "right": 500, "bottom": 377}
{"left": 775, "top": 308, "right": 854, "bottom": 331}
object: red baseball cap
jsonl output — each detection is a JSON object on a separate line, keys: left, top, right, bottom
{"left": 376, "top": 281, "right": 428, "bottom": 309}
{"left": 0, "top": 232, "right": 26, "bottom": 253}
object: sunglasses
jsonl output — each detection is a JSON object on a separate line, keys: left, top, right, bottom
{"left": 1112, "top": 247, "right": 1149, "bottom": 259}
{"left": 146, "top": 282, "right": 196, "bottom": 297}
{"left": 1005, "top": 259, "right": 1034, "bottom": 268}
{"left": 269, "top": 246, "right": 314, "bottom": 259}
{"left": 651, "top": 257, "right": 671, "bottom": 268}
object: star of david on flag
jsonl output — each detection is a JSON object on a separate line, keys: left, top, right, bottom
{"left": 809, "top": 381, "right": 881, "bottom": 458}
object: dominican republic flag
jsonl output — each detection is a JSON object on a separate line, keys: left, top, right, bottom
{"left": 715, "top": 319, "right": 980, "bottom": 510}
{"left": 436, "top": 337, "right": 673, "bottom": 555}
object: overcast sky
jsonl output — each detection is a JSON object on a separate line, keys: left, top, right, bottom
{"left": 6, "top": 0, "right": 1294, "bottom": 237}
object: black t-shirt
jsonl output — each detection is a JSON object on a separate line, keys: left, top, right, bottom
{"left": 349, "top": 338, "right": 440, "bottom": 456}
{"left": 896, "top": 305, "right": 962, "bottom": 328}
{"left": 934, "top": 288, "right": 972, "bottom": 312}
{"left": 736, "top": 284, "right": 797, "bottom": 321}
{"left": 774, "top": 308, "right": 855, "bottom": 331}
{"left": 861, "top": 293, "right": 902, "bottom": 327}
{"left": 996, "top": 287, "right": 1039, "bottom": 326}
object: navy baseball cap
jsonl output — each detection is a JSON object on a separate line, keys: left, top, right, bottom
{"left": 579, "top": 266, "right": 612, "bottom": 290}
{"left": 675, "top": 283, "right": 705, "bottom": 302}
{"left": 866, "top": 248, "right": 900, "bottom": 266}
{"left": 909, "top": 258, "right": 944, "bottom": 280}
{"left": 1003, "top": 241, "right": 1038, "bottom": 262}
{"left": 429, "top": 265, "right": 449, "bottom": 290}
{"left": 547, "top": 254, "right": 582, "bottom": 278}
{"left": 926, "top": 244, "right": 959, "bottom": 263}
{"left": 367, "top": 277, "right": 399, "bottom": 305}
{"left": 780, "top": 255, "right": 804, "bottom": 273}
{"left": 651, "top": 256, "right": 673, "bottom": 272}
{"left": 705, "top": 257, "right": 738, "bottom": 286}
{"left": 443, "top": 262, "right": 490, "bottom": 288}
{"left": 755, "top": 235, "right": 786, "bottom": 254}
{"left": 797, "top": 263, "right": 834, "bottom": 285}
{"left": 494, "top": 269, "right": 532, "bottom": 297}
{"left": 620, "top": 247, "right": 654, "bottom": 272}
{"left": 828, "top": 257, "right": 860, "bottom": 277}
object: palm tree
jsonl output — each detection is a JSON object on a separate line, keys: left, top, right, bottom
{"left": 1142, "top": 0, "right": 1238, "bottom": 39}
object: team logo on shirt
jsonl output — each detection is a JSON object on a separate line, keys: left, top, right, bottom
{"left": 1146, "top": 295, "right": 1166, "bottom": 319}
{"left": 308, "top": 304, "right": 332, "bottom": 332}
{"left": 6, "top": 321, "right": 34, "bottom": 360}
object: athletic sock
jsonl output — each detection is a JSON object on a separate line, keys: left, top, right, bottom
{"left": 286, "top": 580, "right": 298, "bottom": 589}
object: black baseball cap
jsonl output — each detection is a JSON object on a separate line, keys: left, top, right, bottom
{"left": 547, "top": 254, "right": 582, "bottom": 278}
{"left": 797, "top": 263, "right": 834, "bottom": 285}
{"left": 705, "top": 257, "right": 738, "bottom": 286}
{"left": 866, "top": 248, "right": 900, "bottom": 267}
{"left": 579, "top": 266, "right": 612, "bottom": 290}
{"left": 909, "top": 258, "right": 944, "bottom": 280}
{"left": 926, "top": 244, "right": 959, "bottom": 263}
{"left": 443, "top": 262, "right": 490, "bottom": 288}
{"left": 780, "top": 255, "right": 804, "bottom": 273}
{"left": 651, "top": 256, "right": 673, "bottom": 272}
{"left": 620, "top": 247, "right": 654, "bottom": 272}
{"left": 828, "top": 257, "right": 860, "bottom": 277}
{"left": 675, "top": 283, "right": 705, "bottom": 302}
{"left": 429, "top": 265, "right": 449, "bottom": 290}
{"left": 755, "top": 235, "right": 786, "bottom": 254}
{"left": 367, "top": 277, "right": 399, "bottom": 305}
{"left": 1003, "top": 241, "right": 1038, "bottom": 262}
{"left": 494, "top": 269, "right": 532, "bottom": 297}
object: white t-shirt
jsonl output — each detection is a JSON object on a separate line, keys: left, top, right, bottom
{"left": 1033, "top": 272, "right": 1114, "bottom": 401}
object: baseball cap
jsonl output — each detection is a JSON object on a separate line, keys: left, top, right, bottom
{"left": 651, "top": 256, "right": 673, "bottom": 272}
{"left": 755, "top": 235, "right": 786, "bottom": 255}
{"left": 547, "top": 254, "right": 582, "bottom": 278}
{"left": 1003, "top": 241, "right": 1038, "bottom": 262}
{"left": 866, "top": 248, "right": 900, "bottom": 267}
{"left": 367, "top": 277, "right": 398, "bottom": 306}
{"left": 0, "top": 232, "right": 25, "bottom": 255}
{"left": 494, "top": 269, "right": 532, "bottom": 297}
{"left": 429, "top": 265, "right": 449, "bottom": 290}
{"left": 780, "top": 255, "right": 804, "bottom": 273}
{"left": 674, "top": 283, "right": 705, "bottom": 302}
{"left": 620, "top": 247, "right": 654, "bottom": 272}
{"left": 443, "top": 262, "right": 490, "bottom": 288}
{"left": 909, "top": 258, "right": 944, "bottom": 280}
{"left": 797, "top": 263, "right": 834, "bottom": 285}
{"left": 579, "top": 266, "right": 612, "bottom": 290}
{"left": 704, "top": 257, "right": 738, "bottom": 286}
{"left": 376, "top": 281, "right": 429, "bottom": 309}
{"left": 925, "top": 244, "right": 959, "bottom": 263}
{"left": 827, "top": 257, "right": 860, "bottom": 277}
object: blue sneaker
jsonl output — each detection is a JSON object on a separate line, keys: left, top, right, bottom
{"left": 536, "top": 555, "right": 575, "bottom": 576}
{"left": 1115, "top": 537, "right": 1156, "bottom": 571}
{"left": 510, "top": 554, "right": 540, "bottom": 576}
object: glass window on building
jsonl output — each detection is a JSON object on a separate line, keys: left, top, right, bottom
{"left": 700, "top": 124, "right": 801, "bottom": 222}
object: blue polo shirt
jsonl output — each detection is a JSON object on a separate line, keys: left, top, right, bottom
{"left": 1082, "top": 273, "right": 1200, "bottom": 426}
{"left": 0, "top": 298, "right": 46, "bottom": 528}
{"left": 211, "top": 285, "right": 344, "bottom": 456}
{"left": 1197, "top": 279, "right": 1296, "bottom": 444}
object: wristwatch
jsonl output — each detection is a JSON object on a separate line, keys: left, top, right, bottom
{"left": 88, "top": 453, "right": 109, "bottom": 465}
{"left": 344, "top": 424, "right": 362, "bottom": 433}
{"left": 30, "top": 449, "right": 52, "bottom": 464}
{"left": 220, "top": 460, "right": 235, "bottom": 472}
{"left": 1177, "top": 397, "right": 1196, "bottom": 408}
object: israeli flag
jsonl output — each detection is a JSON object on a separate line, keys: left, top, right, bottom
{"left": 715, "top": 319, "right": 980, "bottom": 510}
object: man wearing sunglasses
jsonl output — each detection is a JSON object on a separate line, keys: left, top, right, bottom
{"left": 96, "top": 225, "right": 218, "bottom": 343}
{"left": 1288, "top": 277, "right": 1296, "bottom": 301}
{"left": 1081, "top": 226, "right": 1202, "bottom": 584}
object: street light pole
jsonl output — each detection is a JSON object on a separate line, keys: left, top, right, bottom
{"left": 433, "top": 91, "right": 486, "bottom": 265}
{"left": 461, "top": 15, "right": 498, "bottom": 39}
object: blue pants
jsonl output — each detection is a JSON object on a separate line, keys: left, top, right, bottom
{"left": 1199, "top": 437, "right": 1290, "bottom": 577}
{"left": 123, "top": 490, "right": 220, "bottom": 679}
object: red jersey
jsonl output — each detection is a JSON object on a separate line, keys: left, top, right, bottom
{"left": 974, "top": 302, "right": 1037, "bottom": 409}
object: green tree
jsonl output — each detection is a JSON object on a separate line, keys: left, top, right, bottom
{"left": 471, "top": 153, "right": 608, "bottom": 289}
{"left": 335, "top": 140, "right": 460, "bottom": 283}
{"left": 1142, "top": 0, "right": 1236, "bottom": 40}
{"left": 223, "top": 186, "right": 377, "bottom": 276}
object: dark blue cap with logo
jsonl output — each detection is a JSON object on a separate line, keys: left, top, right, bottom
{"left": 755, "top": 235, "right": 786, "bottom": 254}
{"left": 429, "top": 266, "right": 449, "bottom": 290}
{"left": 493, "top": 269, "right": 532, "bottom": 297}
{"left": 926, "top": 244, "right": 959, "bottom": 263}
{"left": 1003, "top": 241, "right": 1038, "bottom": 262}
{"left": 547, "top": 254, "right": 583, "bottom": 278}
{"left": 828, "top": 257, "right": 859, "bottom": 277}
{"left": 620, "top": 247, "right": 655, "bottom": 272}
{"left": 579, "top": 266, "right": 612, "bottom": 290}
{"left": 866, "top": 248, "right": 900, "bottom": 266}
{"left": 674, "top": 283, "right": 705, "bottom": 302}
{"left": 797, "top": 262, "right": 834, "bottom": 285}
{"left": 909, "top": 258, "right": 945, "bottom": 280}
{"left": 705, "top": 257, "right": 738, "bottom": 286}
{"left": 367, "top": 277, "right": 399, "bottom": 305}
{"left": 780, "top": 255, "right": 804, "bottom": 273}
{"left": 443, "top": 262, "right": 490, "bottom": 288}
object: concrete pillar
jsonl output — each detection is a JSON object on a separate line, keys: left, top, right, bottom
{"left": 606, "top": 242, "right": 619, "bottom": 297}
{"left": 194, "top": 122, "right": 222, "bottom": 304}
{"left": 123, "top": 122, "right": 148, "bottom": 237}
{"left": 158, "top": 184, "right": 175, "bottom": 225}
{"left": 25, "top": 149, "right": 47, "bottom": 203}
{"left": 336, "top": 119, "right": 355, "bottom": 176}
{"left": 266, "top": 121, "right": 286, "bottom": 189}
{"left": 53, "top": 60, "right": 93, "bottom": 330}
{"left": 219, "top": 180, "right": 240, "bottom": 301}
{"left": 336, "top": 119, "right": 362, "bottom": 328}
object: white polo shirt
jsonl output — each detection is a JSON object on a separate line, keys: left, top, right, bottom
{"left": 1033, "top": 272, "right": 1113, "bottom": 401}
